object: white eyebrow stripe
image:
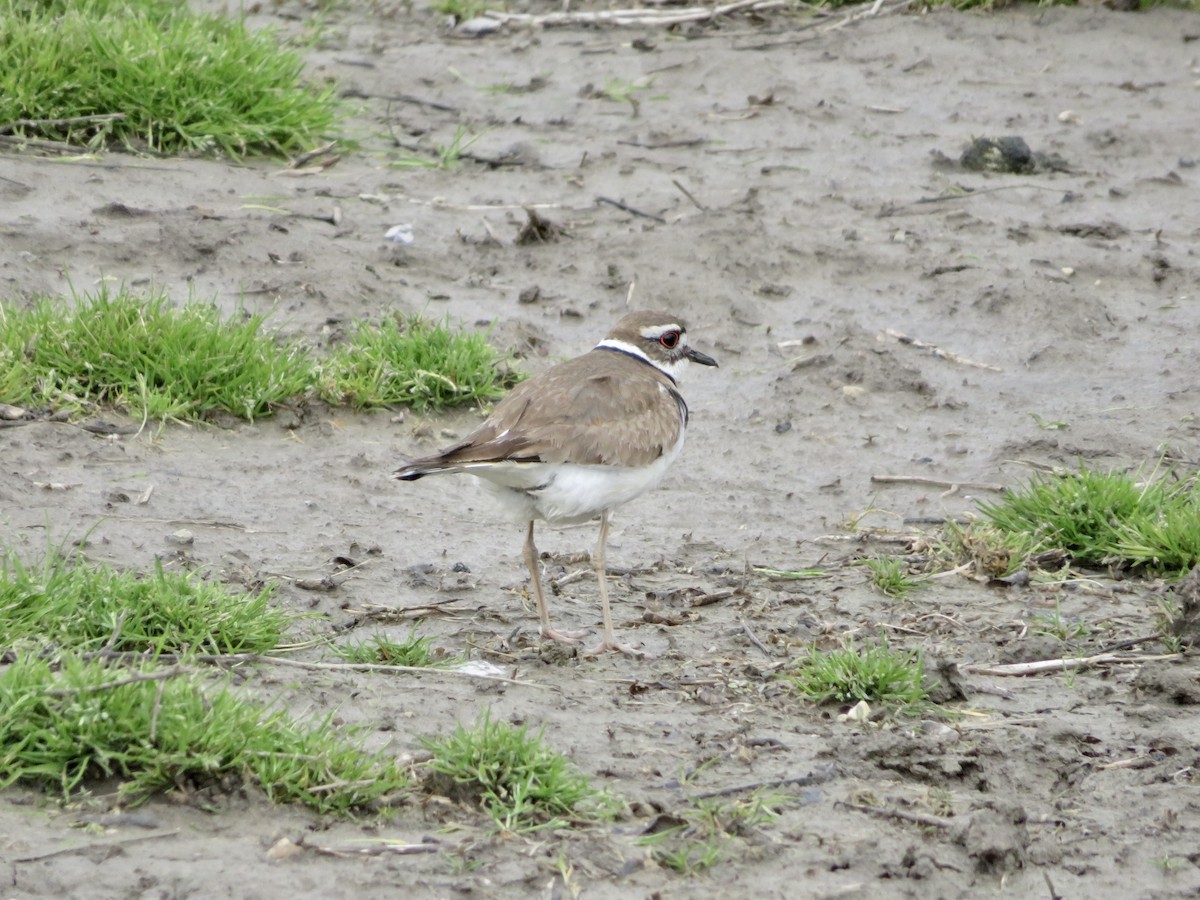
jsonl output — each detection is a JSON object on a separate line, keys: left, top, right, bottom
{"left": 639, "top": 324, "right": 682, "bottom": 339}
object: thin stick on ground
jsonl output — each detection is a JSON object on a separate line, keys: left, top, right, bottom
{"left": 200, "top": 653, "right": 548, "bottom": 687}
{"left": 815, "top": 531, "right": 920, "bottom": 545}
{"left": 0, "top": 113, "right": 126, "bottom": 135}
{"left": 483, "top": 0, "right": 766, "bottom": 28}
{"left": 871, "top": 474, "right": 1006, "bottom": 493}
{"left": 963, "top": 652, "right": 1181, "bottom": 677}
{"left": 596, "top": 196, "right": 666, "bottom": 224}
{"left": 689, "top": 766, "right": 840, "bottom": 800}
{"left": 15, "top": 831, "right": 180, "bottom": 864}
{"left": 311, "top": 841, "right": 442, "bottom": 858}
{"left": 44, "top": 665, "right": 189, "bottom": 697}
{"left": 0, "top": 133, "right": 86, "bottom": 152}
{"left": 897, "top": 182, "right": 1067, "bottom": 210}
{"left": 741, "top": 620, "right": 772, "bottom": 656}
{"left": 672, "top": 178, "right": 707, "bottom": 212}
{"left": 885, "top": 329, "right": 1003, "bottom": 372}
{"left": 49, "top": 650, "right": 545, "bottom": 687}
{"left": 839, "top": 801, "right": 952, "bottom": 830}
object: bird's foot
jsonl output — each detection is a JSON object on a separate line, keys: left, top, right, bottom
{"left": 583, "top": 639, "right": 654, "bottom": 659}
{"left": 540, "top": 625, "right": 588, "bottom": 645}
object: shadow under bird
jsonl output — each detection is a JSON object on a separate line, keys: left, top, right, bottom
{"left": 394, "top": 309, "right": 718, "bottom": 656}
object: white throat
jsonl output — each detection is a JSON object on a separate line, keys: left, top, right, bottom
{"left": 594, "top": 338, "right": 686, "bottom": 383}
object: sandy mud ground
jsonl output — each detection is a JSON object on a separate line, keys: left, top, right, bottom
{"left": 2, "top": 1, "right": 1200, "bottom": 897}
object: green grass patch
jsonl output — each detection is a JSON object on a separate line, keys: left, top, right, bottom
{"left": 0, "top": 654, "right": 406, "bottom": 813}
{"left": 1031, "top": 600, "right": 1091, "bottom": 642}
{"left": 0, "top": 286, "right": 314, "bottom": 421}
{"left": 638, "top": 789, "right": 781, "bottom": 874}
{"left": 391, "top": 125, "right": 484, "bottom": 170}
{"left": 333, "top": 631, "right": 443, "bottom": 667}
{"left": 938, "top": 520, "right": 1041, "bottom": 579}
{"left": 1, "top": 0, "right": 338, "bottom": 156}
{"left": 319, "top": 313, "right": 522, "bottom": 412}
{"left": 1, "top": 290, "right": 525, "bottom": 421}
{"left": 0, "top": 549, "right": 288, "bottom": 657}
{"left": 787, "top": 642, "right": 928, "bottom": 708}
{"left": 979, "top": 464, "right": 1200, "bottom": 573}
{"left": 421, "top": 712, "right": 612, "bottom": 832}
{"left": 862, "top": 555, "right": 923, "bottom": 599}
{"left": 639, "top": 822, "right": 722, "bottom": 874}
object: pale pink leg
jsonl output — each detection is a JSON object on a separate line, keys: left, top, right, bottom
{"left": 523, "top": 520, "right": 586, "bottom": 645}
{"left": 584, "top": 511, "right": 651, "bottom": 658}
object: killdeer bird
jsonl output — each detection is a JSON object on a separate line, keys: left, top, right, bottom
{"left": 394, "top": 310, "right": 718, "bottom": 656}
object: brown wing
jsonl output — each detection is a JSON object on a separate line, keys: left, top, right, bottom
{"left": 399, "top": 350, "right": 683, "bottom": 476}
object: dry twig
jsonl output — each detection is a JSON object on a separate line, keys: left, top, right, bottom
{"left": 197, "top": 652, "right": 545, "bottom": 687}
{"left": 690, "top": 765, "right": 840, "bottom": 800}
{"left": 839, "top": 800, "right": 953, "bottom": 830}
{"left": 871, "top": 474, "right": 1006, "bottom": 493}
{"left": 963, "top": 652, "right": 1180, "bottom": 677}
{"left": 485, "top": 0, "right": 767, "bottom": 28}
{"left": 45, "top": 665, "right": 189, "bottom": 697}
{"left": 16, "top": 831, "right": 179, "bottom": 863}
{"left": 596, "top": 196, "right": 666, "bottom": 223}
{"left": 0, "top": 112, "right": 126, "bottom": 135}
{"left": 741, "top": 620, "right": 772, "bottom": 656}
{"left": 886, "top": 329, "right": 1002, "bottom": 372}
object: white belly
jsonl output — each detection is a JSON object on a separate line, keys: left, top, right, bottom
{"left": 471, "top": 432, "right": 685, "bottom": 525}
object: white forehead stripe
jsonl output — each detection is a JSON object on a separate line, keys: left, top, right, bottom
{"left": 639, "top": 324, "right": 682, "bottom": 339}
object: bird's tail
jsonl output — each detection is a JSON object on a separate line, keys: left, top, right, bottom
{"left": 394, "top": 455, "right": 460, "bottom": 481}
{"left": 393, "top": 461, "right": 431, "bottom": 481}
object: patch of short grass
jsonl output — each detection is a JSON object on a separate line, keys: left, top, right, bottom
{"left": 638, "top": 789, "right": 781, "bottom": 875}
{"left": 939, "top": 520, "right": 1041, "bottom": 579}
{"left": 1, "top": 0, "right": 338, "bottom": 156}
{"left": 0, "top": 549, "right": 288, "bottom": 657}
{"left": 333, "top": 631, "right": 442, "bottom": 667}
{"left": 0, "top": 286, "right": 314, "bottom": 421}
{"left": 1031, "top": 599, "right": 1091, "bottom": 643}
{"left": 639, "top": 823, "right": 722, "bottom": 874}
{"left": 979, "top": 464, "right": 1200, "bottom": 572}
{"left": 862, "top": 556, "right": 923, "bottom": 599}
{"left": 787, "top": 642, "right": 928, "bottom": 708}
{"left": 421, "top": 712, "right": 612, "bottom": 832}
{"left": 2, "top": 291, "right": 528, "bottom": 421}
{"left": 391, "top": 125, "right": 484, "bottom": 170}
{"left": 319, "top": 314, "right": 522, "bottom": 412}
{"left": 0, "top": 654, "right": 406, "bottom": 814}
{"left": 597, "top": 76, "right": 653, "bottom": 111}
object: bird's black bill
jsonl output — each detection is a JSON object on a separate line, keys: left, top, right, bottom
{"left": 685, "top": 346, "right": 719, "bottom": 367}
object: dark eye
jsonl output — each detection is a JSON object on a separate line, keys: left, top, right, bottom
{"left": 659, "top": 331, "right": 680, "bottom": 349}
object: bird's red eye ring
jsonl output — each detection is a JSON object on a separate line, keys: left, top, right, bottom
{"left": 659, "top": 331, "right": 680, "bottom": 349}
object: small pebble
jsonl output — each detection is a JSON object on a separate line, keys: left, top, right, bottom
{"left": 385, "top": 223, "right": 414, "bottom": 245}
{"left": 455, "top": 16, "right": 502, "bottom": 36}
